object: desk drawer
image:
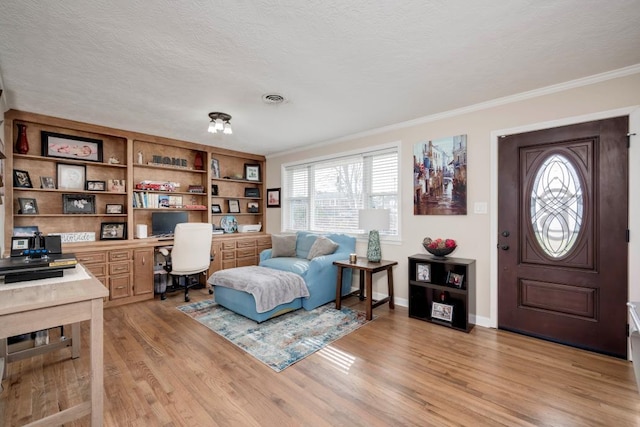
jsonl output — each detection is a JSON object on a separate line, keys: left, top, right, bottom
{"left": 236, "top": 240, "right": 257, "bottom": 249}
{"left": 109, "top": 261, "right": 131, "bottom": 275}
{"left": 109, "top": 250, "right": 131, "bottom": 262}
{"left": 256, "top": 237, "right": 272, "bottom": 247}
{"left": 77, "top": 251, "right": 107, "bottom": 264}
{"left": 236, "top": 257, "right": 257, "bottom": 267}
{"left": 110, "top": 275, "right": 131, "bottom": 299}
{"left": 84, "top": 263, "right": 107, "bottom": 277}
{"left": 221, "top": 242, "right": 236, "bottom": 251}
{"left": 236, "top": 248, "right": 256, "bottom": 258}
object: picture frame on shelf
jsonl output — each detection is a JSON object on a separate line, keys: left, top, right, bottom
{"left": 211, "top": 204, "right": 222, "bottom": 214}
{"left": 62, "top": 193, "right": 96, "bottom": 214}
{"left": 416, "top": 263, "right": 431, "bottom": 282}
{"left": 107, "top": 179, "right": 126, "bottom": 192}
{"left": 106, "top": 204, "right": 124, "bottom": 214}
{"left": 267, "top": 188, "right": 281, "bottom": 208}
{"left": 40, "top": 176, "right": 55, "bottom": 189}
{"left": 57, "top": 163, "right": 86, "bottom": 190}
{"left": 18, "top": 197, "right": 38, "bottom": 214}
{"left": 244, "top": 187, "right": 260, "bottom": 198}
{"left": 211, "top": 184, "right": 219, "bottom": 196}
{"left": 211, "top": 158, "right": 220, "bottom": 178}
{"left": 41, "top": 131, "right": 103, "bottom": 162}
{"left": 447, "top": 272, "right": 464, "bottom": 288}
{"left": 431, "top": 302, "right": 454, "bottom": 322}
{"left": 13, "top": 225, "right": 39, "bottom": 237}
{"left": 13, "top": 169, "right": 33, "bottom": 188}
{"left": 86, "top": 180, "right": 106, "bottom": 191}
{"left": 244, "top": 163, "right": 260, "bottom": 182}
{"left": 228, "top": 199, "right": 240, "bottom": 213}
{"left": 247, "top": 201, "right": 259, "bottom": 213}
{"left": 100, "top": 222, "right": 127, "bottom": 240}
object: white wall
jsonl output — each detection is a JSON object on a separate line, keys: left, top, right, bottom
{"left": 265, "top": 70, "right": 640, "bottom": 328}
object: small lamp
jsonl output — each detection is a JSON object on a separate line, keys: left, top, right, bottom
{"left": 359, "top": 209, "right": 390, "bottom": 263}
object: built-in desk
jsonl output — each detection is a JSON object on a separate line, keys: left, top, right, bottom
{"left": 0, "top": 265, "right": 109, "bottom": 426}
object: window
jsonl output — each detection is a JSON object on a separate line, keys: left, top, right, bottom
{"left": 282, "top": 145, "right": 399, "bottom": 238}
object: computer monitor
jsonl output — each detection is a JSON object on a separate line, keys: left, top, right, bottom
{"left": 151, "top": 211, "right": 188, "bottom": 236}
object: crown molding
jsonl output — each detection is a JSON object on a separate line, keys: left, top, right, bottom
{"left": 268, "top": 63, "right": 640, "bottom": 159}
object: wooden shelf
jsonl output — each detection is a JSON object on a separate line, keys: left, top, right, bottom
{"left": 408, "top": 254, "right": 476, "bottom": 332}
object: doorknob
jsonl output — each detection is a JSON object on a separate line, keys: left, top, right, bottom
{"left": 499, "top": 244, "right": 509, "bottom": 250}
{"left": 501, "top": 230, "right": 510, "bottom": 237}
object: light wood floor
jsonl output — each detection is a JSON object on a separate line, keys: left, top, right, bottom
{"left": 2, "top": 288, "right": 640, "bottom": 426}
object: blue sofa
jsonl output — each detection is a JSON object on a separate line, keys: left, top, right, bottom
{"left": 259, "top": 231, "right": 355, "bottom": 310}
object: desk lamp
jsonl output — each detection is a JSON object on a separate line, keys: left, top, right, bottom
{"left": 358, "top": 209, "right": 390, "bottom": 263}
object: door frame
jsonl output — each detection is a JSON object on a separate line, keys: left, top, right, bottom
{"left": 489, "top": 106, "right": 640, "bottom": 345}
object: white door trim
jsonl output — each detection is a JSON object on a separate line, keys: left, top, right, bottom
{"left": 489, "top": 106, "right": 640, "bottom": 329}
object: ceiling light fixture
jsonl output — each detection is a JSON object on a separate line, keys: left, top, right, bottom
{"left": 207, "top": 112, "right": 232, "bottom": 135}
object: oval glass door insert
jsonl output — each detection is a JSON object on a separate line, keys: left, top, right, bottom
{"left": 530, "top": 154, "right": 584, "bottom": 258}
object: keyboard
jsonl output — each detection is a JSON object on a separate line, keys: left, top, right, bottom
{"left": 149, "top": 233, "right": 174, "bottom": 239}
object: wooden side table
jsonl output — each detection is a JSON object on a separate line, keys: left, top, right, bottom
{"left": 334, "top": 259, "right": 398, "bottom": 320}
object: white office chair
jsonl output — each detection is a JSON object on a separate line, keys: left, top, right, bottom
{"left": 159, "top": 223, "right": 213, "bottom": 302}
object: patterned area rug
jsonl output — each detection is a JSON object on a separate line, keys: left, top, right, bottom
{"left": 177, "top": 299, "right": 371, "bottom": 372}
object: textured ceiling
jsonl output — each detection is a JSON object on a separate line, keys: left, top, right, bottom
{"left": 1, "top": 1, "right": 639, "bottom": 156}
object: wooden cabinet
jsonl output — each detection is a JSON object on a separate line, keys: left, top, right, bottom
{"left": 215, "top": 234, "right": 272, "bottom": 270}
{"left": 3, "top": 109, "right": 268, "bottom": 307}
{"left": 133, "top": 248, "right": 154, "bottom": 296}
{"left": 408, "top": 254, "right": 475, "bottom": 332}
{"left": 107, "top": 249, "right": 133, "bottom": 302}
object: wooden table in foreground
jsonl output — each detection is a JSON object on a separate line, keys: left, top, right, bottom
{"left": 0, "top": 269, "right": 109, "bottom": 426}
{"left": 334, "top": 259, "right": 398, "bottom": 320}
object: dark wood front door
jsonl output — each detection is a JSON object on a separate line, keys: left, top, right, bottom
{"left": 498, "top": 117, "right": 629, "bottom": 358}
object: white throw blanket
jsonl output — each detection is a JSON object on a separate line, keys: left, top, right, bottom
{"left": 208, "top": 266, "right": 309, "bottom": 313}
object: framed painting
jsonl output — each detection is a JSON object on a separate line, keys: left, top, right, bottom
{"left": 62, "top": 194, "right": 96, "bottom": 214}
{"left": 100, "top": 222, "right": 127, "bottom": 240}
{"left": 41, "top": 131, "right": 103, "bottom": 162}
{"left": 13, "top": 169, "right": 33, "bottom": 188}
{"left": 413, "top": 134, "right": 467, "bottom": 215}
{"left": 267, "top": 188, "right": 280, "bottom": 208}
{"left": 244, "top": 163, "right": 260, "bottom": 182}
{"left": 18, "top": 197, "right": 38, "bottom": 214}
{"left": 57, "top": 163, "right": 86, "bottom": 190}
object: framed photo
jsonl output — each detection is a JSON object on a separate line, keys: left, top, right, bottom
{"left": 211, "top": 204, "right": 222, "bottom": 214}
{"left": 13, "top": 169, "right": 33, "bottom": 188}
{"left": 41, "top": 131, "right": 103, "bottom": 162}
{"left": 86, "top": 180, "right": 106, "bottom": 191}
{"left": 40, "top": 176, "right": 55, "bottom": 189}
{"left": 211, "top": 158, "right": 220, "bottom": 178}
{"left": 106, "top": 204, "right": 124, "bottom": 214}
{"left": 416, "top": 263, "right": 431, "bottom": 282}
{"left": 267, "top": 188, "right": 281, "bottom": 208}
{"left": 57, "top": 163, "right": 86, "bottom": 190}
{"left": 107, "top": 179, "right": 126, "bottom": 192}
{"left": 447, "top": 272, "right": 465, "bottom": 288}
{"left": 100, "top": 222, "right": 127, "bottom": 240}
{"left": 247, "top": 201, "right": 259, "bottom": 213}
{"left": 211, "top": 184, "right": 219, "bottom": 196}
{"left": 432, "top": 302, "right": 454, "bottom": 322}
{"left": 228, "top": 199, "right": 240, "bottom": 213}
{"left": 244, "top": 187, "right": 260, "bottom": 198}
{"left": 18, "top": 197, "right": 38, "bottom": 214}
{"left": 13, "top": 225, "right": 39, "bottom": 237}
{"left": 244, "top": 163, "right": 260, "bottom": 182}
{"left": 62, "top": 193, "right": 96, "bottom": 214}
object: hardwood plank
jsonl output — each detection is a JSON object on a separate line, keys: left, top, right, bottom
{"left": 2, "top": 289, "right": 640, "bottom": 426}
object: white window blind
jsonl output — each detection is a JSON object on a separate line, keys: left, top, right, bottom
{"left": 283, "top": 146, "right": 399, "bottom": 237}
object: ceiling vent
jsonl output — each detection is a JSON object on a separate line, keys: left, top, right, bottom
{"left": 262, "top": 93, "right": 287, "bottom": 105}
